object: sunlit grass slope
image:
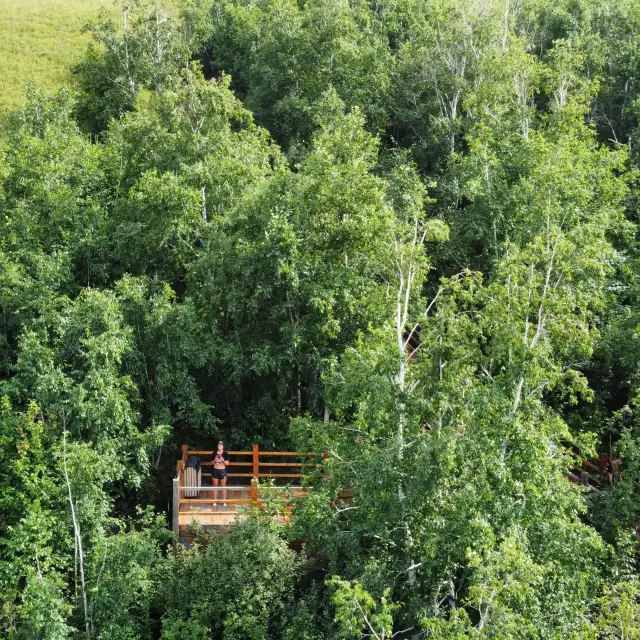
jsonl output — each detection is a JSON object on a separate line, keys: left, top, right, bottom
{"left": 0, "top": 0, "right": 117, "bottom": 111}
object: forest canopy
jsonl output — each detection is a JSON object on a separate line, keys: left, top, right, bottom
{"left": 3, "top": 0, "right": 640, "bottom": 637}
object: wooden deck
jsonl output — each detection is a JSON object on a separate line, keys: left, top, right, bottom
{"left": 173, "top": 443, "right": 615, "bottom": 543}
{"left": 173, "top": 445, "right": 314, "bottom": 542}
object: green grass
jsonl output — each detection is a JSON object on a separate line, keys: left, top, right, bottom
{"left": 0, "top": 0, "right": 118, "bottom": 111}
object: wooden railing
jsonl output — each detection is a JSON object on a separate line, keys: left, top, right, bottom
{"left": 564, "top": 448, "right": 633, "bottom": 490}
{"left": 176, "top": 444, "right": 315, "bottom": 480}
{"left": 172, "top": 445, "right": 314, "bottom": 538}
{"left": 173, "top": 442, "right": 628, "bottom": 541}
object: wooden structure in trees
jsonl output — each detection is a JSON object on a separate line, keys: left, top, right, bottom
{"left": 173, "top": 445, "right": 312, "bottom": 541}
{"left": 565, "top": 448, "right": 634, "bottom": 491}
{"left": 173, "top": 441, "right": 622, "bottom": 545}
{"left": 567, "top": 454, "right": 605, "bottom": 490}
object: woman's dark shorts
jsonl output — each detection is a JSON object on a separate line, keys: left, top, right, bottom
{"left": 212, "top": 468, "right": 228, "bottom": 480}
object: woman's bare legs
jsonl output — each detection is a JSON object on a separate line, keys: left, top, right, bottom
{"left": 213, "top": 477, "right": 220, "bottom": 510}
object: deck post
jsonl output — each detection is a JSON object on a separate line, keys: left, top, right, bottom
{"left": 253, "top": 444, "right": 259, "bottom": 478}
{"left": 177, "top": 459, "right": 185, "bottom": 490}
{"left": 172, "top": 476, "right": 180, "bottom": 542}
{"left": 181, "top": 444, "right": 189, "bottom": 464}
{"left": 251, "top": 477, "right": 258, "bottom": 506}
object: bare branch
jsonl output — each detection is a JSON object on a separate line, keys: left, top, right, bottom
{"left": 391, "top": 627, "right": 414, "bottom": 638}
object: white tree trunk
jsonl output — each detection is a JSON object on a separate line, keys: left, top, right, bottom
{"left": 392, "top": 217, "right": 428, "bottom": 586}
{"left": 62, "top": 419, "right": 91, "bottom": 638}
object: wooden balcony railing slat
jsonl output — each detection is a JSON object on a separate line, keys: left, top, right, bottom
{"left": 258, "top": 462, "right": 305, "bottom": 467}
{"left": 258, "top": 451, "right": 315, "bottom": 456}
{"left": 180, "top": 499, "right": 251, "bottom": 504}
{"left": 259, "top": 473, "right": 302, "bottom": 478}
{"left": 189, "top": 450, "right": 253, "bottom": 455}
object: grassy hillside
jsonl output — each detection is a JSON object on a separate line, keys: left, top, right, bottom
{"left": 0, "top": 0, "right": 117, "bottom": 111}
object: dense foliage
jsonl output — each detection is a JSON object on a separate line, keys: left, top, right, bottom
{"left": 3, "top": 0, "right": 640, "bottom": 637}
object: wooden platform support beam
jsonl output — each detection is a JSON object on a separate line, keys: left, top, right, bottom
{"left": 253, "top": 444, "right": 259, "bottom": 478}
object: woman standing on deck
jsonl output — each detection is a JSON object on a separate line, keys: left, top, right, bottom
{"left": 213, "top": 440, "right": 230, "bottom": 508}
